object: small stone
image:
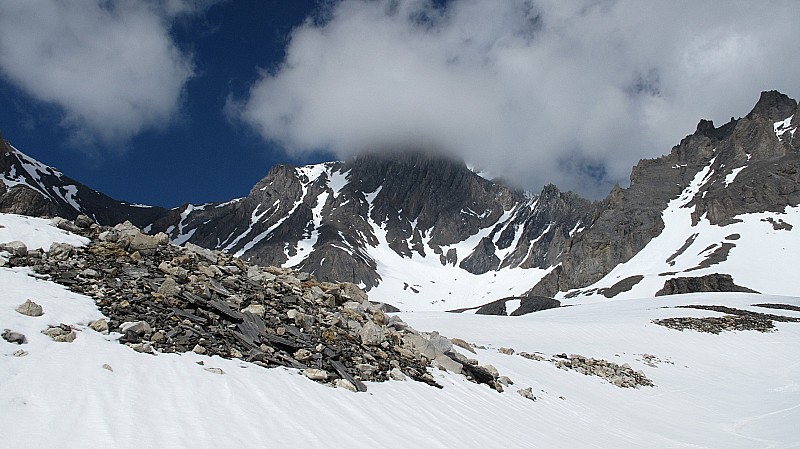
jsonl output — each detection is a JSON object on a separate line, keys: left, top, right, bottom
{"left": 389, "top": 367, "right": 406, "bottom": 381}
{"left": 81, "top": 268, "right": 99, "bottom": 278}
{"left": 498, "top": 375, "right": 514, "bottom": 386}
{"left": 13, "top": 349, "right": 29, "bottom": 357}
{"left": 102, "top": 364, "right": 113, "bottom": 372}
{"left": 334, "top": 378, "right": 358, "bottom": 392}
{"left": 204, "top": 367, "right": 225, "bottom": 375}
{"left": 433, "top": 354, "right": 463, "bottom": 374}
{"left": 498, "top": 347, "right": 515, "bottom": 355}
{"left": 128, "top": 233, "right": 159, "bottom": 256}
{"left": 130, "top": 342, "right": 153, "bottom": 353}
{"left": 43, "top": 325, "right": 76, "bottom": 342}
{"left": 242, "top": 303, "right": 266, "bottom": 317}
{"left": 158, "top": 277, "right": 180, "bottom": 297}
{"left": 371, "top": 309, "right": 387, "bottom": 325}
{"left": 294, "top": 348, "right": 312, "bottom": 361}
{"left": 359, "top": 321, "right": 385, "bottom": 346}
{"left": 0, "top": 240, "right": 27, "bottom": 256}
{"left": 481, "top": 364, "right": 499, "bottom": 378}
{"left": 15, "top": 299, "right": 44, "bottom": 317}
{"left": 89, "top": 319, "right": 109, "bottom": 334}
{"left": 450, "top": 337, "right": 476, "bottom": 354}
{"left": 151, "top": 330, "right": 166, "bottom": 344}
{"left": 517, "top": 387, "right": 536, "bottom": 401}
{"left": 303, "top": 368, "right": 329, "bottom": 381}
{"left": 192, "top": 344, "right": 206, "bottom": 354}
{"left": 74, "top": 215, "right": 93, "bottom": 228}
{"left": 120, "top": 321, "right": 151, "bottom": 336}
{"left": 47, "top": 242, "right": 74, "bottom": 260}
{"left": 428, "top": 331, "right": 453, "bottom": 354}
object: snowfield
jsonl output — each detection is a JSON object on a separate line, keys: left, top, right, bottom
{"left": 1, "top": 213, "right": 799, "bottom": 448}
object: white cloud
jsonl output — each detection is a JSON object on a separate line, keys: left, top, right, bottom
{"left": 234, "top": 0, "right": 800, "bottom": 198}
{"left": 0, "top": 0, "right": 207, "bottom": 146}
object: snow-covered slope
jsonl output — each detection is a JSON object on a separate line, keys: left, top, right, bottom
{"left": 149, "top": 153, "right": 589, "bottom": 311}
{"left": 2, "top": 213, "right": 799, "bottom": 448}
{"left": 560, "top": 150, "right": 800, "bottom": 301}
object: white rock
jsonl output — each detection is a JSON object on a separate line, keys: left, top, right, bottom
{"left": 241, "top": 304, "right": 266, "bottom": 317}
{"left": 89, "top": 319, "right": 109, "bottom": 334}
{"left": 0, "top": 240, "right": 27, "bottom": 256}
{"left": 334, "top": 378, "right": 358, "bottom": 392}
{"left": 433, "top": 355, "right": 463, "bottom": 374}
{"left": 294, "top": 349, "right": 312, "bottom": 361}
{"left": 120, "top": 321, "right": 151, "bottom": 335}
{"left": 359, "top": 321, "right": 385, "bottom": 346}
{"left": 428, "top": 331, "right": 453, "bottom": 354}
{"left": 15, "top": 299, "right": 43, "bottom": 317}
{"left": 481, "top": 364, "right": 499, "bottom": 377}
{"left": 389, "top": 367, "right": 406, "bottom": 381}
{"left": 303, "top": 368, "right": 329, "bottom": 381}
{"left": 517, "top": 387, "right": 536, "bottom": 401}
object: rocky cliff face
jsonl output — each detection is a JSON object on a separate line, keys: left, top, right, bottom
{"left": 0, "top": 139, "right": 166, "bottom": 226}
{"left": 149, "top": 151, "right": 591, "bottom": 292}
{"left": 528, "top": 90, "right": 800, "bottom": 297}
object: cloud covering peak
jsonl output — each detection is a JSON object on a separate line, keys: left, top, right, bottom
{"left": 234, "top": 0, "right": 800, "bottom": 198}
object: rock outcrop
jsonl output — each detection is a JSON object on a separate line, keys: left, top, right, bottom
{"left": 655, "top": 274, "right": 759, "bottom": 296}
{"left": 653, "top": 304, "right": 800, "bottom": 333}
{"left": 529, "top": 91, "right": 800, "bottom": 297}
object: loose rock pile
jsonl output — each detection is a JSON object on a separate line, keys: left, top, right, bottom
{"left": 3, "top": 216, "right": 508, "bottom": 392}
{"left": 550, "top": 353, "right": 653, "bottom": 388}
{"left": 516, "top": 351, "right": 654, "bottom": 388}
{"left": 653, "top": 305, "right": 800, "bottom": 334}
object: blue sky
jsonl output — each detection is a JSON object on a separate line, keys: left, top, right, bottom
{"left": 1, "top": 0, "right": 799, "bottom": 207}
{"left": 0, "top": 0, "right": 328, "bottom": 207}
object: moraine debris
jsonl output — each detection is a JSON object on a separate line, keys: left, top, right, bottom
{"left": 653, "top": 304, "right": 800, "bottom": 334}
{"left": 3, "top": 216, "right": 509, "bottom": 392}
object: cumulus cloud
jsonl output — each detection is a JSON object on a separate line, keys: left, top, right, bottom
{"left": 0, "top": 0, "right": 209, "bottom": 146}
{"left": 234, "top": 0, "right": 800, "bottom": 198}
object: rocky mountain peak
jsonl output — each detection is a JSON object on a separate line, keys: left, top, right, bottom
{"left": 746, "top": 90, "right": 797, "bottom": 121}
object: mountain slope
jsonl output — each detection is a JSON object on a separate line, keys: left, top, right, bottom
{"left": 530, "top": 90, "right": 800, "bottom": 300}
{"left": 0, "top": 139, "right": 167, "bottom": 227}
{"left": 149, "top": 152, "right": 592, "bottom": 310}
